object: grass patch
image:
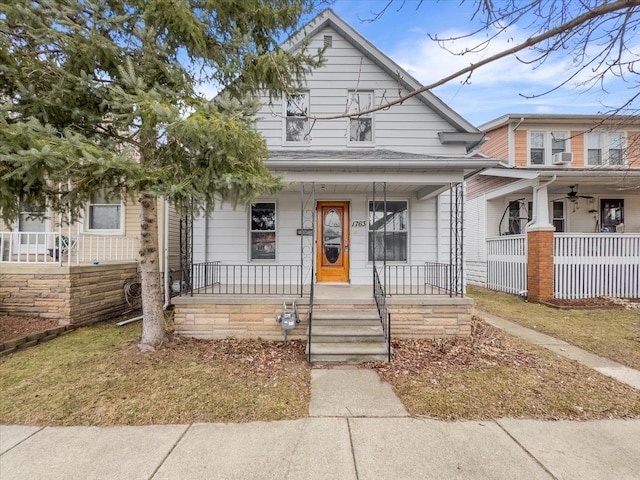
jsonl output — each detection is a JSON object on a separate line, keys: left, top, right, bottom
{"left": 0, "top": 322, "right": 310, "bottom": 426}
{"left": 370, "top": 319, "right": 640, "bottom": 420}
{"left": 467, "top": 286, "right": 640, "bottom": 371}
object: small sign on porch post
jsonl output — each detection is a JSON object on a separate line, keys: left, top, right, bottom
{"left": 296, "top": 228, "right": 313, "bottom": 236}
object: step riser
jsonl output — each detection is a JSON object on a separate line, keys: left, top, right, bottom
{"left": 310, "top": 335, "right": 385, "bottom": 343}
{"left": 309, "top": 354, "right": 388, "bottom": 363}
{"left": 311, "top": 320, "right": 381, "bottom": 326}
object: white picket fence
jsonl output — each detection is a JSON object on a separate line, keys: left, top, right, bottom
{"left": 554, "top": 234, "right": 640, "bottom": 299}
{"left": 486, "top": 235, "right": 527, "bottom": 295}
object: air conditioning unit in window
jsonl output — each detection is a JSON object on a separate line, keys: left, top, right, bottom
{"left": 552, "top": 152, "right": 573, "bottom": 165}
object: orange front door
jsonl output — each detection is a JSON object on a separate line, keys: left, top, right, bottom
{"left": 316, "top": 202, "right": 350, "bottom": 283}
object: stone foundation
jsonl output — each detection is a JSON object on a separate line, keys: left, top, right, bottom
{"left": 172, "top": 294, "right": 472, "bottom": 340}
{"left": 0, "top": 262, "right": 138, "bottom": 325}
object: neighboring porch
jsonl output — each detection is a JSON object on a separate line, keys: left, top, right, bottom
{"left": 0, "top": 231, "right": 139, "bottom": 265}
{"left": 471, "top": 171, "right": 640, "bottom": 300}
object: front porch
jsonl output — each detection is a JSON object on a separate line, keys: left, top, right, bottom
{"left": 171, "top": 273, "right": 474, "bottom": 362}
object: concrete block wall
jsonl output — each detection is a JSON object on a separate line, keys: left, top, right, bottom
{"left": 0, "top": 262, "right": 138, "bottom": 325}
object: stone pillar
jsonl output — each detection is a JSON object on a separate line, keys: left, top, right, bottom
{"left": 527, "top": 228, "right": 554, "bottom": 302}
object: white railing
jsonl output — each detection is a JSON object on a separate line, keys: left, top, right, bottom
{"left": 555, "top": 233, "right": 640, "bottom": 299}
{"left": 0, "top": 231, "right": 139, "bottom": 264}
{"left": 486, "top": 235, "right": 527, "bottom": 295}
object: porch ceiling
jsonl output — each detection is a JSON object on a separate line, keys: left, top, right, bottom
{"left": 481, "top": 168, "right": 640, "bottom": 197}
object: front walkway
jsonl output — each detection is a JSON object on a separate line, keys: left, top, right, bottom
{"left": 477, "top": 310, "right": 640, "bottom": 391}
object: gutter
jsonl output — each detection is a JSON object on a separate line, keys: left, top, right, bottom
{"left": 264, "top": 159, "right": 502, "bottom": 169}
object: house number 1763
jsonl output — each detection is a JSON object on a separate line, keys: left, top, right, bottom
{"left": 351, "top": 220, "right": 366, "bottom": 228}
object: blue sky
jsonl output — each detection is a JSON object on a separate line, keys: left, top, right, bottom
{"left": 317, "top": 0, "right": 635, "bottom": 127}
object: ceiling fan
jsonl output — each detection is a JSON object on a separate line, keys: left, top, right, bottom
{"left": 563, "top": 185, "right": 594, "bottom": 202}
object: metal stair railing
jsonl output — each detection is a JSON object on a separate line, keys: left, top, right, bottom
{"left": 373, "top": 267, "right": 391, "bottom": 362}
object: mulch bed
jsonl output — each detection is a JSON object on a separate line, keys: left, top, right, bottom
{"left": 0, "top": 316, "right": 60, "bottom": 343}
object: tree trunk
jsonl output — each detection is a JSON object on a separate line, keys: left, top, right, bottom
{"left": 138, "top": 192, "right": 166, "bottom": 348}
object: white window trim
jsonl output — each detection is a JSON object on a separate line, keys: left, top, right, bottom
{"left": 282, "top": 92, "right": 309, "bottom": 145}
{"left": 527, "top": 129, "right": 570, "bottom": 166}
{"left": 347, "top": 90, "right": 375, "bottom": 147}
{"left": 366, "top": 197, "right": 410, "bottom": 264}
{"left": 83, "top": 193, "right": 125, "bottom": 235}
{"left": 585, "top": 131, "right": 627, "bottom": 167}
{"left": 248, "top": 200, "right": 277, "bottom": 262}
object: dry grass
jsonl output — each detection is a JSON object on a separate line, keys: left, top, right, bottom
{"left": 369, "top": 318, "right": 640, "bottom": 420}
{"left": 466, "top": 286, "right": 640, "bottom": 371}
{"left": 0, "top": 322, "right": 310, "bottom": 426}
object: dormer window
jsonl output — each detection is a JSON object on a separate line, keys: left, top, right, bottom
{"left": 347, "top": 91, "right": 373, "bottom": 144}
{"left": 285, "top": 92, "right": 308, "bottom": 143}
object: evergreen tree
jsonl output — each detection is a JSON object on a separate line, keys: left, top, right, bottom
{"left": 0, "top": 0, "right": 322, "bottom": 348}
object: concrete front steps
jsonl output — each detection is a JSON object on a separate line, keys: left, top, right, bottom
{"left": 307, "top": 308, "right": 389, "bottom": 363}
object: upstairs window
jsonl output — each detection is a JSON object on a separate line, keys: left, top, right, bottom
{"left": 529, "top": 131, "right": 545, "bottom": 165}
{"left": 285, "top": 93, "right": 308, "bottom": 142}
{"left": 250, "top": 202, "right": 276, "bottom": 260}
{"left": 348, "top": 91, "right": 373, "bottom": 144}
{"left": 551, "top": 131, "right": 568, "bottom": 154}
{"left": 608, "top": 133, "right": 625, "bottom": 165}
{"left": 586, "top": 132, "right": 626, "bottom": 166}
{"left": 87, "top": 189, "right": 122, "bottom": 232}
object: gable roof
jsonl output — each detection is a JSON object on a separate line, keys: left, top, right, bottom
{"left": 284, "top": 9, "right": 481, "bottom": 138}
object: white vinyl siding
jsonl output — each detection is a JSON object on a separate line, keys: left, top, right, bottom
{"left": 194, "top": 192, "right": 441, "bottom": 286}
{"left": 256, "top": 26, "right": 468, "bottom": 155}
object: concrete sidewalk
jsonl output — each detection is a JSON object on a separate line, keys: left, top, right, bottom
{"left": 2, "top": 313, "right": 640, "bottom": 479}
{"left": 2, "top": 413, "right": 639, "bottom": 479}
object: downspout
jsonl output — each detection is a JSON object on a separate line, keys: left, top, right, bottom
{"left": 163, "top": 199, "right": 170, "bottom": 309}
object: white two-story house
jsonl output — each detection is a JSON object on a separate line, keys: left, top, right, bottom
{"left": 171, "top": 9, "right": 499, "bottom": 361}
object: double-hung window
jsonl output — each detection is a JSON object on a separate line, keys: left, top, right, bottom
{"left": 348, "top": 91, "right": 373, "bottom": 144}
{"left": 529, "top": 131, "right": 545, "bottom": 165}
{"left": 285, "top": 93, "right": 308, "bottom": 142}
{"left": 552, "top": 201, "right": 565, "bottom": 232}
{"left": 551, "top": 131, "right": 568, "bottom": 154}
{"left": 529, "top": 130, "right": 569, "bottom": 165}
{"left": 608, "top": 133, "right": 625, "bottom": 165}
{"left": 250, "top": 202, "right": 276, "bottom": 260}
{"left": 87, "top": 189, "right": 122, "bottom": 233}
{"left": 368, "top": 200, "right": 407, "bottom": 262}
{"left": 586, "top": 132, "right": 626, "bottom": 166}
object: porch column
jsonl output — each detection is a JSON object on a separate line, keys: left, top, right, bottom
{"left": 527, "top": 181, "right": 554, "bottom": 302}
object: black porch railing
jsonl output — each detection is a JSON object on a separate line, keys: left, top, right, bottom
{"left": 385, "top": 262, "right": 461, "bottom": 296}
{"left": 373, "top": 267, "right": 391, "bottom": 362}
{"left": 187, "top": 262, "right": 302, "bottom": 296}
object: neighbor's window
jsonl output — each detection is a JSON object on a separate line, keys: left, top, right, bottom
{"left": 586, "top": 133, "right": 603, "bottom": 166}
{"left": 551, "top": 131, "right": 568, "bottom": 154}
{"left": 348, "top": 91, "right": 373, "bottom": 143}
{"left": 368, "top": 200, "right": 407, "bottom": 262}
{"left": 250, "top": 202, "right": 276, "bottom": 260}
{"left": 529, "top": 131, "right": 545, "bottom": 165}
{"left": 601, "top": 199, "right": 624, "bottom": 232}
{"left": 608, "top": 132, "right": 625, "bottom": 165}
{"left": 285, "top": 93, "right": 308, "bottom": 142}
{"left": 88, "top": 189, "right": 122, "bottom": 232}
{"left": 552, "top": 201, "right": 565, "bottom": 232}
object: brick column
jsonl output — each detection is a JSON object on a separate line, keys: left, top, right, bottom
{"left": 527, "top": 227, "right": 554, "bottom": 302}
